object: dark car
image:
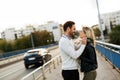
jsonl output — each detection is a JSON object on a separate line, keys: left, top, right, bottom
{"left": 23, "top": 48, "right": 51, "bottom": 69}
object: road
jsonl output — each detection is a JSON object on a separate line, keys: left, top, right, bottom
{"left": 0, "top": 48, "right": 60, "bottom": 80}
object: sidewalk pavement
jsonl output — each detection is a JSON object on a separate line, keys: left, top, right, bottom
{"left": 40, "top": 52, "right": 120, "bottom": 80}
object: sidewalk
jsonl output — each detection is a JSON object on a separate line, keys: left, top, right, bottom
{"left": 43, "top": 52, "right": 120, "bottom": 80}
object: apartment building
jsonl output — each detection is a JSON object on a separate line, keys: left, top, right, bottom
{"left": 1, "top": 21, "right": 62, "bottom": 42}
{"left": 37, "top": 21, "right": 61, "bottom": 42}
{"left": 100, "top": 10, "right": 120, "bottom": 33}
{"left": 1, "top": 28, "right": 16, "bottom": 41}
{"left": 1, "top": 26, "right": 35, "bottom": 41}
{"left": 22, "top": 25, "right": 35, "bottom": 36}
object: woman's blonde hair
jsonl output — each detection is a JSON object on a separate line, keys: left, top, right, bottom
{"left": 82, "top": 27, "right": 96, "bottom": 46}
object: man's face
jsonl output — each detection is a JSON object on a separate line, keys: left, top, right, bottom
{"left": 69, "top": 25, "right": 76, "bottom": 38}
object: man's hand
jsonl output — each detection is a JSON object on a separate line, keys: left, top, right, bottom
{"left": 81, "top": 37, "right": 87, "bottom": 44}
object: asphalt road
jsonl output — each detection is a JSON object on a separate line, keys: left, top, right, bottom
{"left": 0, "top": 48, "right": 60, "bottom": 80}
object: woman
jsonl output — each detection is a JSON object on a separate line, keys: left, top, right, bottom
{"left": 78, "top": 27, "right": 98, "bottom": 80}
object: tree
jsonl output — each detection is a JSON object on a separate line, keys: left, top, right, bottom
{"left": 0, "top": 40, "right": 15, "bottom": 52}
{"left": 0, "top": 40, "right": 7, "bottom": 52}
{"left": 0, "top": 30, "right": 55, "bottom": 53}
{"left": 32, "top": 30, "right": 54, "bottom": 47}
{"left": 93, "top": 27, "right": 101, "bottom": 39}
{"left": 103, "top": 26, "right": 108, "bottom": 36}
{"left": 15, "top": 35, "right": 31, "bottom": 50}
{"left": 109, "top": 25, "right": 120, "bottom": 45}
{"left": 110, "top": 21, "right": 114, "bottom": 29}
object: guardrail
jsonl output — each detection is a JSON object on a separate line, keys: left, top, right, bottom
{"left": 0, "top": 43, "right": 58, "bottom": 59}
{"left": 21, "top": 54, "right": 61, "bottom": 80}
{"left": 96, "top": 41, "right": 120, "bottom": 70}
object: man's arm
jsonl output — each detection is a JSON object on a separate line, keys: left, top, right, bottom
{"left": 59, "top": 38, "right": 86, "bottom": 59}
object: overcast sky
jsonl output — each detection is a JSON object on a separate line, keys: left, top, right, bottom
{"left": 0, "top": 0, "right": 120, "bottom": 34}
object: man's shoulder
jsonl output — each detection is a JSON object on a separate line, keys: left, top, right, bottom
{"left": 59, "top": 37, "right": 70, "bottom": 47}
{"left": 59, "top": 37, "right": 68, "bottom": 42}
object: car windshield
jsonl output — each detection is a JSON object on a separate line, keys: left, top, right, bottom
{"left": 28, "top": 51, "right": 39, "bottom": 54}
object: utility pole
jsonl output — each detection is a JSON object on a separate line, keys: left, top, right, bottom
{"left": 96, "top": 0, "right": 105, "bottom": 42}
{"left": 31, "top": 33, "right": 34, "bottom": 48}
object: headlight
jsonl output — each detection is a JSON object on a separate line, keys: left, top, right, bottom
{"left": 24, "top": 53, "right": 27, "bottom": 57}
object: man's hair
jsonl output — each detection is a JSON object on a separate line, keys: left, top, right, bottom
{"left": 63, "top": 21, "right": 75, "bottom": 32}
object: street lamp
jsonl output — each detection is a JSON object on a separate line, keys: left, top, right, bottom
{"left": 96, "top": 0, "right": 105, "bottom": 42}
{"left": 31, "top": 33, "right": 34, "bottom": 48}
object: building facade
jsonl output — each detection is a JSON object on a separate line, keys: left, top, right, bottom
{"left": 1, "top": 28, "right": 16, "bottom": 41}
{"left": 1, "top": 25, "right": 35, "bottom": 41}
{"left": 100, "top": 10, "right": 120, "bottom": 33}
{"left": 1, "top": 21, "right": 62, "bottom": 42}
{"left": 37, "top": 21, "right": 61, "bottom": 42}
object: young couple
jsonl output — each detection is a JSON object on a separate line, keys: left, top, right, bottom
{"left": 59, "top": 21, "right": 98, "bottom": 80}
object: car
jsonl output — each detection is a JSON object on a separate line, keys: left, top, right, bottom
{"left": 23, "top": 48, "right": 51, "bottom": 69}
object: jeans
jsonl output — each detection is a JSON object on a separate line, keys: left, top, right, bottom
{"left": 62, "top": 69, "right": 79, "bottom": 80}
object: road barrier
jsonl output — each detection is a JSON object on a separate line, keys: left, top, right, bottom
{"left": 0, "top": 43, "right": 58, "bottom": 59}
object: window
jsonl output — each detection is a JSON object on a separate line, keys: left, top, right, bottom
{"left": 52, "top": 26, "right": 58, "bottom": 29}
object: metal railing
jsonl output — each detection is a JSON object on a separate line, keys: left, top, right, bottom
{"left": 96, "top": 41, "right": 120, "bottom": 69}
{"left": 21, "top": 54, "right": 61, "bottom": 80}
{"left": 0, "top": 43, "right": 58, "bottom": 59}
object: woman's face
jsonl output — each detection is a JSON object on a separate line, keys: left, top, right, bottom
{"left": 79, "top": 30, "right": 87, "bottom": 38}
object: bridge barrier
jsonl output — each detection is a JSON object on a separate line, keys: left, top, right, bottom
{"left": 0, "top": 43, "right": 58, "bottom": 59}
{"left": 96, "top": 41, "right": 120, "bottom": 70}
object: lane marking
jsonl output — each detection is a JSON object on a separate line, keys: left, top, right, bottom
{"left": 0, "top": 67, "right": 24, "bottom": 79}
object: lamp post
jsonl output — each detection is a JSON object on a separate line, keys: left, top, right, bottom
{"left": 31, "top": 33, "right": 34, "bottom": 48}
{"left": 96, "top": 0, "right": 105, "bottom": 42}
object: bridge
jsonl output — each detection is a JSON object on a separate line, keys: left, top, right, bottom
{"left": 0, "top": 41, "right": 120, "bottom": 80}
{"left": 21, "top": 41, "right": 120, "bottom": 80}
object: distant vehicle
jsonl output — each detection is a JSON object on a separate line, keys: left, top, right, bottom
{"left": 23, "top": 48, "right": 51, "bottom": 69}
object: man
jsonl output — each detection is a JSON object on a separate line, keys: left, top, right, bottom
{"left": 59, "top": 21, "right": 86, "bottom": 80}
